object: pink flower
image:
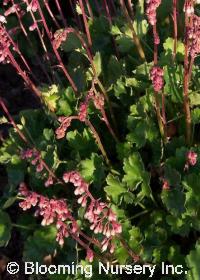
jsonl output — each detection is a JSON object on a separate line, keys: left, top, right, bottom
{"left": 183, "top": 1, "right": 194, "bottom": 16}
{"left": 101, "top": 238, "right": 109, "bottom": 252}
{"left": 4, "top": 4, "right": 20, "bottom": 17}
{"left": 56, "top": 117, "right": 72, "bottom": 139}
{"left": 0, "top": 15, "right": 7, "bottom": 24}
{"left": 146, "top": 0, "right": 162, "bottom": 26}
{"left": 45, "top": 176, "right": 54, "bottom": 187}
{"left": 187, "top": 151, "right": 198, "bottom": 166}
{"left": 86, "top": 248, "right": 94, "bottom": 263}
{"left": 18, "top": 184, "right": 72, "bottom": 247}
{"left": 36, "top": 161, "right": 44, "bottom": 172}
{"left": 150, "top": 66, "right": 164, "bottom": 92}
{"left": 188, "top": 15, "right": 200, "bottom": 58}
{"left": 29, "top": 22, "right": 37, "bottom": 32}
{"left": 27, "top": 0, "right": 38, "bottom": 13}
{"left": 162, "top": 180, "right": 170, "bottom": 190}
{"left": 78, "top": 102, "right": 88, "bottom": 122}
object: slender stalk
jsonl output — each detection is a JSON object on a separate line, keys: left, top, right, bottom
{"left": 12, "top": 0, "right": 52, "bottom": 83}
{"left": 94, "top": 0, "right": 101, "bottom": 14}
{"left": 119, "top": 237, "right": 140, "bottom": 262}
{"left": 6, "top": 47, "right": 41, "bottom": 98}
{"left": 172, "top": 0, "right": 178, "bottom": 60}
{"left": 35, "top": 0, "right": 78, "bottom": 93}
{"left": 110, "top": 0, "right": 117, "bottom": 15}
{"left": 153, "top": 25, "right": 158, "bottom": 65}
{"left": 54, "top": 0, "right": 67, "bottom": 26}
{"left": 92, "top": 84, "right": 118, "bottom": 142}
{"left": 161, "top": 90, "right": 167, "bottom": 141}
{"left": 127, "top": 0, "right": 134, "bottom": 19}
{"left": 85, "top": 0, "right": 94, "bottom": 20}
{"left": 183, "top": 11, "right": 192, "bottom": 145}
{"left": 96, "top": 78, "right": 118, "bottom": 136}
{"left": 152, "top": 24, "right": 167, "bottom": 141}
{"left": 86, "top": 120, "right": 110, "bottom": 165}
{"left": 12, "top": 223, "right": 34, "bottom": 230}
{"left": 103, "top": 0, "right": 119, "bottom": 57}
{"left": 0, "top": 99, "right": 29, "bottom": 143}
{"left": 188, "top": 55, "right": 195, "bottom": 82}
{"left": 119, "top": 0, "right": 146, "bottom": 61}
{"left": 44, "top": 0, "right": 61, "bottom": 29}
{"left": 78, "top": 0, "right": 93, "bottom": 48}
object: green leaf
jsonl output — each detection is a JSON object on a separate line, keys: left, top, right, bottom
{"left": 183, "top": 174, "right": 200, "bottom": 199}
{"left": 93, "top": 52, "right": 102, "bottom": 77}
{"left": 166, "top": 215, "right": 191, "bottom": 236}
{"left": 62, "top": 32, "right": 82, "bottom": 52}
{"left": 189, "top": 92, "right": 200, "bottom": 106}
{"left": 163, "top": 37, "right": 184, "bottom": 59}
{"left": 164, "top": 165, "right": 181, "bottom": 187}
{"left": 105, "top": 174, "right": 126, "bottom": 203}
{"left": 7, "top": 164, "right": 25, "bottom": 186}
{"left": 79, "top": 153, "right": 105, "bottom": 188}
{"left": 161, "top": 187, "right": 185, "bottom": 217}
{"left": 43, "top": 128, "right": 54, "bottom": 141}
{"left": 107, "top": 56, "right": 122, "bottom": 84}
{"left": 23, "top": 226, "right": 57, "bottom": 263}
{"left": 57, "top": 99, "right": 73, "bottom": 116}
{"left": 0, "top": 211, "right": 12, "bottom": 246}
{"left": 123, "top": 153, "right": 144, "bottom": 189}
{"left": 0, "top": 116, "right": 8, "bottom": 124}
{"left": 186, "top": 242, "right": 200, "bottom": 280}
{"left": 110, "top": 25, "right": 122, "bottom": 36}
{"left": 192, "top": 108, "right": 200, "bottom": 124}
{"left": 123, "top": 153, "right": 152, "bottom": 199}
{"left": 115, "top": 246, "right": 129, "bottom": 264}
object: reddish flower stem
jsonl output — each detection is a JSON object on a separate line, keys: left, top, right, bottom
{"left": 94, "top": 0, "right": 101, "bottom": 14}
{"left": 127, "top": 0, "right": 134, "bottom": 19}
{"left": 11, "top": 0, "right": 52, "bottom": 83}
{"left": 152, "top": 24, "right": 166, "bottom": 141}
{"left": 69, "top": 0, "right": 83, "bottom": 31}
{"left": 54, "top": 0, "right": 67, "bottom": 27}
{"left": 85, "top": 119, "right": 110, "bottom": 165}
{"left": 5, "top": 46, "right": 41, "bottom": 98}
{"left": 183, "top": 11, "right": 192, "bottom": 145}
{"left": 78, "top": 0, "right": 93, "bottom": 48}
{"left": 35, "top": 0, "right": 78, "bottom": 93}
{"left": 44, "top": 0, "right": 61, "bottom": 29}
{"left": 103, "top": 0, "right": 119, "bottom": 58}
{"left": 119, "top": 0, "right": 146, "bottom": 61}
{"left": 153, "top": 25, "right": 158, "bottom": 65}
{"left": 85, "top": 0, "right": 94, "bottom": 20}
{"left": 0, "top": 99, "right": 28, "bottom": 143}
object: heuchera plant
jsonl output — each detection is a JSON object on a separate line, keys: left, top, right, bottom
{"left": 1, "top": 0, "right": 200, "bottom": 279}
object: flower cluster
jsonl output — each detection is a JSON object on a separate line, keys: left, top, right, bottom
{"left": 146, "top": 0, "right": 162, "bottom": 26}
{"left": 150, "top": 66, "right": 164, "bottom": 92}
{"left": 26, "top": 0, "right": 38, "bottom": 13}
{"left": 78, "top": 102, "right": 88, "bottom": 122}
{"left": 63, "top": 171, "right": 122, "bottom": 252}
{"left": 19, "top": 182, "right": 72, "bottom": 246}
{"left": 0, "top": 25, "right": 10, "bottom": 64}
{"left": 186, "top": 151, "right": 198, "bottom": 166}
{"left": 183, "top": 1, "right": 194, "bottom": 16}
{"left": 55, "top": 116, "right": 73, "bottom": 139}
{"left": 20, "top": 148, "right": 54, "bottom": 187}
{"left": 56, "top": 90, "right": 105, "bottom": 139}
{"left": 188, "top": 15, "right": 200, "bottom": 58}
